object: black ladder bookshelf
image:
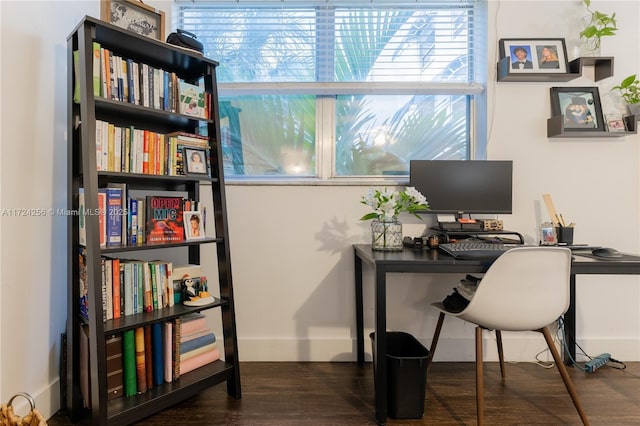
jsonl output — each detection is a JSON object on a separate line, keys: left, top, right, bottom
{"left": 66, "top": 16, "right": 240, "bottom": 425}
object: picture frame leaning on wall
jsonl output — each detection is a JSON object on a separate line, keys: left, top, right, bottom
{"left": 100, "top": 0, "right": 165, "bottom": 41}
{"left": 499, "top": 38, "right": 569, "bottom": 74}
{"left": 550, "top": 87, "right": 606, "bottom": 132}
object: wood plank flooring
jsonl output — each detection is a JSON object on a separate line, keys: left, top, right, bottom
{"left": 48, "top": 361, "right": 640, "bottom": 425}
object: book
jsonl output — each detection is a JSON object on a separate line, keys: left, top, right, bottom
{"left": 98, "top": 190, "right": 106, "bottom": 247}
{"left": 112, "top": 258, "right": 121, "bottom": 319}
{"left": 105, "top": 258, "right": 113, "bottom": 321}
{"left": 145, "top": 196, "right": 184, "bottom": 244}
{"left": 180, "top": 312, "right": 207, "bottom": 335}
{"left": 163, "top": 322, "right": 173, "bottom": 383}
{"left": 179, "top": 348, "right": 220, "bottom": 375}
{"left": 180, "top": 332, "right": 216, "bottom": 355}
{"left": 178, "top": 80, "right": 206, "bottom": 119}
{"left": 172, "top": 317, "right": 181, "bottom": 380}
{"left": 144, "top": 325, "right": 153, "bottom": 390}
{"left": 122, "top": 329, "right": 137, "bottom": 397}
{"left": 134, "top": 327, "right": 148, "bottom": 393}
{"left": 152, "top": 322, "right": 164, "bottom": 386}
{"left": 180, "top": 342, "right": 217, "bottom": 362}
{"left": 102, "top": 187, "right": 123, "bottom": 246}
{"left": 105, "top": 334, "right": 124, "bottom": 400}
{"left": 79, "top": 249, "right": 89, "bottom": 321}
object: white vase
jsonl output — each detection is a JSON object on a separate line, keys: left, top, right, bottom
{"left": 371, "top": 218, "right": 403, "bottom": 251}
{"left": 628, "top": 103, "right": 640, "bottom": 117}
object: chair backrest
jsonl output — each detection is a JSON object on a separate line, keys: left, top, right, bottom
{"left": 458, "top": 247, "right": 572, "bottom": 331}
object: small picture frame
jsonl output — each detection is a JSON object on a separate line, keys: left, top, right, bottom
{"left": 499, "top": 38, "right": 569, "bottom": 74}
{"left": 100, "top": 0, "right": 166, "bottom": 41}
{"left": 605, "top": 114, "right": 627, "bottom": 132}
{"left": 183, "top": 147, "right": 209, "bottom": 176}
{"left": 550, "top": 87, "right": 605, "bottom": 132}
{"left": 184, "top": 211, "right": 205, "bottom": 240}
{"left": 539, "top": 222, "right": 557, "bottom": 246}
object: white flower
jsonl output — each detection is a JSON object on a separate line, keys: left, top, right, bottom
{"left": 360, "top": 186, "right": 430, "bottom": 221}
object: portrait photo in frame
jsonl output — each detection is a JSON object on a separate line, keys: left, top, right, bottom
{"left": 183, "top": 211, "right": 205, "bottom": 240}
{"left": 605, "top": 115, "right": 627, "bottom": 132}
{"left": 550, "top": 87, "right": 605, "bottom": 131}
{"left": 499, "top": 38, "right": 569, "bottom": 74}
{"left": 100, "top": 0, "right": 165, "bottom": 41}
{"left": 183, "top": 147, "right": 209, "bottom": 176}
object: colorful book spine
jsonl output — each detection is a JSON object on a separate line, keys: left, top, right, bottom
{"left": 164, "top": 322, "right": 173, "bottom": 383}
{"left": 103, "top": 187, "right": 123, "bottom": 246}
{"left": 180, "top": 332, "right": 216, "bottom": 354}
{"left": 179, "top": 348, "right": 220, "bottom": 375}
{"left": 106, "top": 334, "right": 124, "bottom": 400}
{"left": 122, "top": 329, "right": 137, "bottom": 397}
{"left": 144, "top": 325, "right": 154, "bottom": 390}
{"left": 152, "top": 323, "right": 164, "bottom": 386}
{"left": 112, "top": 258, "right": 121, "bottom": 319}
{"left": 134, "top": 327, "right": 147, "bottom": 393}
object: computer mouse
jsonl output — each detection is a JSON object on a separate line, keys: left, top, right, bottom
{"left": 592, "top": 247, "right": 623, "bottom": 258}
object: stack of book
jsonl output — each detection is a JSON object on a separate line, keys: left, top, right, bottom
{"left": 179, "top": 313, "right": 220, "bottom": 374}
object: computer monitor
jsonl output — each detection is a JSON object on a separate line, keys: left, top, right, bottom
{"left": 409, "top": 160, "right": 513, "bottom": 217}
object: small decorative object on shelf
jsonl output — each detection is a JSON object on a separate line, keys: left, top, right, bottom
{"left": 360, "top": 187, "right": 429, "bottom": 252}
{"left": 578, "top": 0, "right": 617, "bottom": 57}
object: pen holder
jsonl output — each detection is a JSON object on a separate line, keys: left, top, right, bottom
{"left": 556, "top": 226, "right": 574, "bottom": 245}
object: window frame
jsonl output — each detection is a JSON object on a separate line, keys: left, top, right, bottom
{"left": 175, "top": 1, "right": 488, "bottom": 185}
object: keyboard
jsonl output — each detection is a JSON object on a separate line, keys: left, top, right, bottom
{"left": 439, "top": 242, "right": 517, "bottom": 260}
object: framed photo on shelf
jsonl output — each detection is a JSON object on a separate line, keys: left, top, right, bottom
{"left": 605, "top": 115, "right": 627, "bottom": 132}
{"left": 100, "top": 0, "right": 165, "bottom": 41}
{"left": 499, "top": 38, "right": 569, "bottom": 74}
{"left": 183, "top": 147, "right": 209, "bottom": 176}
{"left": 183, "top": 211, "right": 205, "bottom": 240}
{"left": 550, "top": 87, "right": 605, "bottom": 131}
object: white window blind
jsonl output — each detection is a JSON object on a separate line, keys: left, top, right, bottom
{"left": 174, "top": 1, "right": 486, "bottom": 179}
{"left": 175, "top": 1, "right": 483, "bottom": 90}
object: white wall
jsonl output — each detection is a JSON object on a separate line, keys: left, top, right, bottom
{"left": 0, "top": 0, "right": 638, "bottom": 420}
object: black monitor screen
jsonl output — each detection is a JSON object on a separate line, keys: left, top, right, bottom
{"left": 409, "top": 160, "right": 513, "bottom": 215}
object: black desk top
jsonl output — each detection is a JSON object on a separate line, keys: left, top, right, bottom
{"left": 353, "top": 244, "right": 640, "bottom": 275}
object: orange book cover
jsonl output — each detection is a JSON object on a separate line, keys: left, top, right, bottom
{"left": 134, "top": 327, "right": 147, "bottom": 393}
{"left": 142, "top": 130, "right": 150, "bottom": 174}
{"left": 112, "top": 258, "right": 121, "bottom": 318}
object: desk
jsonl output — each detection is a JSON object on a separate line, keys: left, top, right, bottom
{"left": 353, "top": 244, "right": 640, "bottom": 424}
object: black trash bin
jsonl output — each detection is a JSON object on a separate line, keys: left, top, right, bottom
{"left": 370, "top": 331, "right": 430, "bottom": 419}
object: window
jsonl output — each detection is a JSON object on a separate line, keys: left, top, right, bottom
{"left": 176, "top": 1, "right": 487, "bottom": 181}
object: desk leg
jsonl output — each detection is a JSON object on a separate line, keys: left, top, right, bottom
{"left": 355, "top": 253, "right": 364, "bottom": 365}
{"left": 374, "top": 267, "right": 387, "bottom": 424}
{"left": 564, "top": 274, "right": 577, "bottom": 366}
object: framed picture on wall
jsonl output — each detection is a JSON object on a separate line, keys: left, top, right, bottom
{"left": 100, "top": 0, "right": 165, "bottom": 41}
{"left": 499, "top": 38, "right": 569, "bottom": 74}
{"left": 550, "top": 87, "right": 605, "bottom": 132}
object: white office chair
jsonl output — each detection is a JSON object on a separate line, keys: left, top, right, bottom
{"left": 427, "top": 246, "right": 589, "bottom": 425}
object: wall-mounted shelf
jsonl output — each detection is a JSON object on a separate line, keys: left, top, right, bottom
{"left": 547, "top": 115, "right": 637, "bottom": 138}
{"left": 497, "top": 56, "right": 613, "bottom": 82}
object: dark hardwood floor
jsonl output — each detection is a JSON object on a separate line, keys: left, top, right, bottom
{"left": 49, "top": 361, "right": 640, "bottom": 425}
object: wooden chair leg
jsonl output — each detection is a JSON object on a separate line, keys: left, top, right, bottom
{"left": 495, "top": 330, "right": 506, "bottom": 379}
{"left": 540, "top": 327, "right": 590, "bottom": 425}
{"left": 427, "top": 312, "right": 446, "bottom": 369}
{"left": 475, "top": 326, "right": 484, "bottom": 426}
